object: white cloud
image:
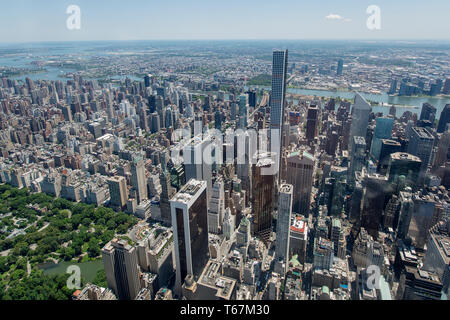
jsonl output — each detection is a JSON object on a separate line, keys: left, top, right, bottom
{"left": 325, "top": 14, "right": 351, "bottom": 22}
{"left": 325, "top": 14, "right": 343, "bottom": 20}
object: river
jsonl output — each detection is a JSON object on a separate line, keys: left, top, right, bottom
{"left": 250, "top": 86, "right": 450, "bottom": 118}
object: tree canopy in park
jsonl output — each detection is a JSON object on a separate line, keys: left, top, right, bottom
{"left": 0, "top": 184, "right": 138, "bottom": 300}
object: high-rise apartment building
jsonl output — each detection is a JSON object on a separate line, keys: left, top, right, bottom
{"left": 107, "top": 176, "right": 128, "bottom": 210}
{"left": 130, "top": 156, "right": 147, "bottom": 204}
{"left": 285, "top": 150, "right": 315, "bottom": 215}
{"left": 102, "top": 238, "right": 141, "bottom": 300}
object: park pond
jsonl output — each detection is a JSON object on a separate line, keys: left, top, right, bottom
{"left": 38, "top": 259, "right": 103, "bottom": 283}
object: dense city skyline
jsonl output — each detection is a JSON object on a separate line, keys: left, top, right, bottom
{"left": 0, "top": 1, "right": 449, "bottom": 307}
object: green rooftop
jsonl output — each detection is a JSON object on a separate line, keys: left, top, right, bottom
{"left": 322, "top": 286, "right": 330, "bottom": 295}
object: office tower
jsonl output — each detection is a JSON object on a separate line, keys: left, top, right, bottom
{"left": 408, "top": 194, "right": 438, "bottom": 249}
{"left": 352, "top": 228, "right": 384, "bottom": 269}
{"left": 349, "top": 93, "right": 371, "bottom": 149}
{"left": 388, "top": 79, "right": 398, "bottom": 95}
{"left": 387, "top": 152, "right": 422, "bottom": 191}
{"left": 214, "top": 110, "right": 222, "bottom": 130}
{"left": 222, "top": 208, "right": 235, "bottom": 240}
{"left": 102, "top": 238, "right": 141, "bottom": 300}
{"left": 370, "top": 117, "right": 394, "bottom": 160}
{"left": 165, "top": 107, "right": 174, "bottom": 128}
{"left": 349, "top": 136, "right": 366, "bottom": 184}
{"left": 270, "top": 49, "right": 288, "bottom": 176}
{"left": 289, "top": 216, "right": 308, "bottom": 263}
{"left": 136, "top": 227, "right": 174, "bottom": 288}
{"left": 313, "top": 237, "right": 334, "bottom": 270}
{"left": 150, "top": 112, "right": 160, "bottom": 133}
{"left": 130, "top": 156, "right": 147, "bottom": 204}
{"left": 230, "top": 102, "right": 237, "bottom": 121}
{"left": 107, "top": 176, "right": 128, "bottom": 210}
{"left": 62, "top": 105, "right": 72, "bottom": 122}
{"left": 236, "top": 216, "right": 251, "bottom": 248}
{"left": 25, "top": 77, "right": 35, "bottom": 91}
{"left": 238, "top": 94, "right": 248, "bottom": 129}
{"left": 235, "top": 130, "right": 253, "bottom": 205}
{"left": 251, "top": 152, "right": 277, "bottom": 241}
{"left": 286, "top": 150, "right": 315, "bottom": 215}
{"left": 433, "top": 130, "right": 450, "bottom": 169}
{"left": 396, "top": 189, "right": 414, "bottom": 239}
{"left": 407, "top": 127, "right": 435, "bottom": 174}
{"left": 350, "top": 179, "right": 363, "bottom": 223}
{"left": 401, "top": 266, "right": 443, "bottom": 300}
{"left": 275, "top": 183, "right": 293, "bottom": 264}
{"left": 383, "top": 195, "right": 399, "bottom": 229}
{"left": 419, "top": 103, "right": 437, "bottom": 124}
{"left": 207, "top": 177, "right": 225, "bottom": 234}
{"left": 159, "top": 169, "right": 175, "bottom": 225}
{"left": 361, "top": 171, "right": 390, "bottom": 238}
{"left": 442, "top": 78, "right": 450, "bottom": 95}
{"left": 336, "top": 59, "right": 343, "bottom": 76}
{"left": 325, "top": 166, "right": 347, "bottom": 216}
{"left": 246, "top": 89, "right": 257, "bottom": 108}
{"left": 377, "top": 139, "right": 402, "bottom": 174}
{"left": 144, "top": 74, "right": 152, "bottom": 88}
{"left": 330, "top": 218, "right": 342, "bottom": 256}
{"left": 170, "top": 179, "right": 208, "bottom": 295}
{"left": 139, "top": 108, "right": 149, "bottom": 132}
{"left": 437, "top": 104, "right": 450, "bottom": 133}
{"left": 325, "top": 130, "right": 339, "bottom": 156}
{"left": 306, "top": 104, "right": 319, "bottom": 142}
{"left": 422, "top": 226, "right": 450, "bottom": 294}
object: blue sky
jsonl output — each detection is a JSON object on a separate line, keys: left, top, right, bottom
{"left": 0, "top": 0, "right": 449, "bottom": 43}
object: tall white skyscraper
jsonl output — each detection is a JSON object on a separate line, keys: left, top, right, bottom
{"left": 349, "top": 92, "right": 371, "bottom": 148}
{"left": 207, "top": 177, "right": 225, "bottom": 234}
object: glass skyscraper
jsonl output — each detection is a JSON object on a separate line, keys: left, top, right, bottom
{"left": 270, "top": 49, "right": 288, "bottom": 176}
